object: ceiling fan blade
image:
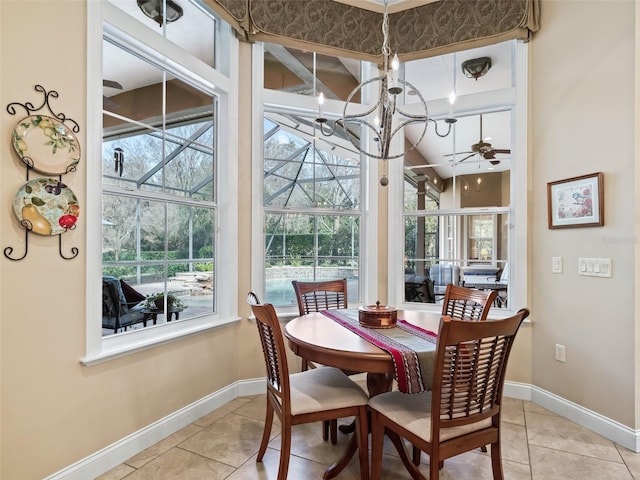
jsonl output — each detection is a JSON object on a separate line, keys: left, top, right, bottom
{"left": 491, "top": 149, "right": 511, "bottom": 155}
{"left": 103, "top": 79, "right": 123, "bottom": 90}
{"left": 457, "top": 153, "right": 477, "bottom": 163}
{"left": 489, "top": 160, "right": 501, "bottom": 165}
{"left": 443, "top": 151, "right": 473, "bottom": 157}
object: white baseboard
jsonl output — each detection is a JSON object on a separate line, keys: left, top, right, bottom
{"left": 504, "top": 381, "right": 640, "bottom": 452}
{"left": 44, "top": 379, "right": 640, "bottom": 479}
{"left": 43, "top": 378, "right": 265, "bottom": 480}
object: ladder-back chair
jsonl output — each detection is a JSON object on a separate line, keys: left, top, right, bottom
{"left": 370, "top": 308, "right": 530, "bottom": 480}
{"left": 247, "top": 293, "right": 369, "bottom": 480}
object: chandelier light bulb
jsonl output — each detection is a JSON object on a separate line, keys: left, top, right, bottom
{"left": 388, "top": 54, "right": 402, "bottom": 94}
{"left": 317, "top": 92, "right": 325, "bottom": 120}
{"left": 391, "top": 54, "right": 399, "bottom": 71}
{"left": 448, "top": 90, "right": 456, "bottom": 117}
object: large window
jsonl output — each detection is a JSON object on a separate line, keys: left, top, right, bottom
{"left": 256, "top": 45, "right": 366, "bottom": 308}
{"left": 398, "top": 40, "right": 526, "bottom": 313}
{"left": 85, "top": 1, "right": 237, "bottom": 362}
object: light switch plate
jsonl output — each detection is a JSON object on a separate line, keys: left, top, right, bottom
{"left": 578, "top": 258, "right": 612, "bottom": 278}
{"left": 552, "top": 256, "right": 563, "bottom": 273}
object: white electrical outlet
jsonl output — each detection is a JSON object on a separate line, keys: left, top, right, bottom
{"left": 555, "top": 344, "right": 566, "bottom": 363}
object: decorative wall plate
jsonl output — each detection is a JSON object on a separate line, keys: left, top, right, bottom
{"left": 12, "top": 115, "right": 80, "bottom": 175}
{"left": 12, "top": 178, "right": 80, "bottom": 236}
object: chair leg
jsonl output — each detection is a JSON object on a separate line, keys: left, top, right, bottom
{"left": 490, "top": 442, "right": 504, "bottom": 480}
{"left": 257, "top": 400, "right": 274, "bottom": 462}
{"left": 278, "top": 418, "right": 292, "bottom": 480}
{"left": 355, "top": 406, "right": 369, "bottom": 480}
{"left": 412, "top": 445, "right": 421, "bottom": 465}
{"left": 330, "top": 419, "right": 338, "bottom": 444}
{"left": 429, "top": 456, "right": 441, "bottom": 480}
{"left": 321, "top": 419, "right": 337, "bottom": 444}
{"left": 370, "top": 411, "right": 384, "bottom": 480}
{"left": 481, "top": 445, "right": 488, "bottom": 452}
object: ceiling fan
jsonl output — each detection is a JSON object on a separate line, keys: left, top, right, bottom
{"left": 444, "top": 114, "right": 510, "bottom": 165}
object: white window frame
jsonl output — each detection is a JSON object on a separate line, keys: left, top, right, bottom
{"left": 82, "top": 1, "right": 239, "bottom": 365}
{"left": 388, "top": 40, "right": 528, "bottom": 317}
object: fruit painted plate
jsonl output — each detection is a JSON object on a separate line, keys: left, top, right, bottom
{"left": 13, "top": 178, "right": 80, "bottom": 236}
{"left": 12, "top": 115, "right": 81, "bottom": 175}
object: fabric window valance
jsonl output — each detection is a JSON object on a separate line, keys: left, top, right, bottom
{"left": 204, "top": 0, "right": 540, "bottom": 63}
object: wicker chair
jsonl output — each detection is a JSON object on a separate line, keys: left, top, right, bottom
{"left": 247, "top": 293, "right": 369, "bottom": 480}
{"left": 292, "top": 278, "right": 352, "bottom": 444}
{"left": 369, "top": 309, "right": 530, "bottom": 480}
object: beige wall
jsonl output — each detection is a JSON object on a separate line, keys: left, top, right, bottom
{"left": 530, "top": 0, "right": 636, "bottom": 426}
{"left": 0, "top": 1, "right": 638, "bottom": 479}
{"left": 0, "top": 3, "right": 263, "bottom": 479}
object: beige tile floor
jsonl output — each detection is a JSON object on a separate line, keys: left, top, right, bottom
{"left": 98, "top": 395, "right": 640, "bottom": 480}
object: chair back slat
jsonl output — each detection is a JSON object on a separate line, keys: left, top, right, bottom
{"left": 248, "top": 295, "right": 290, "bottom": 409}
{"left": 442, "top": 284, "right": 497, "bottom": 321}
{"left": 247, "top": 291, "right": 261, "bottom": 306}
{"left": 431, "top": 308, "right": 529, "bottom": 432}
{"left": 292, "top": 279, "right": 348, "bottom": 315}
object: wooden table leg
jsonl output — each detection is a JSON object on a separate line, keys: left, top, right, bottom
{"left": 324, "top": 372, "right": 393, "bottom": 479}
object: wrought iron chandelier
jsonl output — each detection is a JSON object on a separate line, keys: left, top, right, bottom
{"left": 315, "top": 0, "right": 456, "bottom": 184}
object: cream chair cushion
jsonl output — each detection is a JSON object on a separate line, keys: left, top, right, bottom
{"left": 369, "top": 390, "right": 492, "bottom": 442}
{"left": 288, "top": 367, "right": 369, "bottom": 415}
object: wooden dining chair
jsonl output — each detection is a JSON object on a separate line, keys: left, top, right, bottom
{"left": 442, "top": 283, "right": 498, "bottom": 321}
{"left": 247, "top": 293, "right": 370, "bottom": 480}
{"left": 291, "top": 278, "right": 351, "bottom": 444}
{"left": 369, "top": 308, "right": 530, "bottom": 480}
{"left": 410, "top": 284, "right": 500, "bottom": 465}
{"left": 292, "top": 278, "right": 348, "bottom": 323}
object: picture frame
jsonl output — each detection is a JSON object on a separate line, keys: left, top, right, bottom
{"left": 547, "top": 172, "right": 604, "bottom": 229}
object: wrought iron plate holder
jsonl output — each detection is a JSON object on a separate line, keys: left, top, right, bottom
{"left": 4, "top": 85, "right": 80, "bottom": 261}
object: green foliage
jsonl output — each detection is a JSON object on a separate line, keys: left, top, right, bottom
{"left": 103, "top": 265, "right": 136, "bottom": 278}
{"left": 194, "top": 262, "right": 213, "bottom": 272}
{"left": 144, "top": 292, "right": 187, "bottom": 310}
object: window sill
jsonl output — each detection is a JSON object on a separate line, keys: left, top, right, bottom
{"left": 80, "top": 314, "right": 241, "bottom": 366}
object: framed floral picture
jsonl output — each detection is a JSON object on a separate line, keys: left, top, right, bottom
{"left": 547, "top": 172, "right": 604, "bottom": 229}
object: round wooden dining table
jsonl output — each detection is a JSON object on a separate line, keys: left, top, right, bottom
{"left": 284, "top": 308, "right": 442, "bottom": 479}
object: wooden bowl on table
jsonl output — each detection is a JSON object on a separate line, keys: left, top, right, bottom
{"left": 358, "top": 301, "right": 397, "bottom": 329}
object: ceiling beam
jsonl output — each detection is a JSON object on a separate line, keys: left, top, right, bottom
{"left": 264, "top": 44, "right": 340, "bottom": 100}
